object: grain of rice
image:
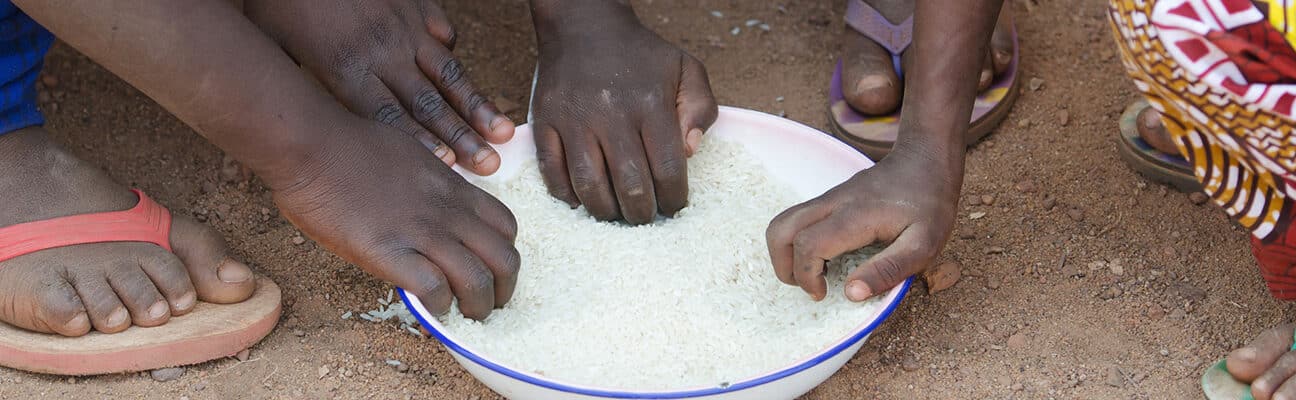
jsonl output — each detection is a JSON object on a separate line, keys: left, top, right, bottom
{"left": 436, "top": 137, "right": 885, "bottom": 390}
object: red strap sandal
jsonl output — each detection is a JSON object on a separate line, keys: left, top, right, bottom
{"left": 0, "top": 189, "right": 281, "bottom": 376}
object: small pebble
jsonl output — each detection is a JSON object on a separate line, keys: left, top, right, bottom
{"left": 1099, "top": 286, "right": 1123, "bottom": 300}
{"left": 1059, "top": 110, "right": 1070, "bottom": 126}
{"left": 1109, "top": 261, "right": 1124, "bottom": 276}
{"left": 293, "top": 329, "right": 305, "bottom": 337}
{"left": 292, "top": 236, "right": 306, "bottom": 245}
{"left": 1067, "top": 208, "right": 1085, "bottom": 222}
{"left": 318, "top": 365, "right": 330, "bottom": 379}
{"left": 1043, "top": 196, "right": 1057, "bottom": 210}
{"left": 1015, "top": 180, "right": 1036, "bottom": 193}
{"left": 981, "top": 194, "right": 996, "bottom": 205}
{"left": 1017, "top": 119, "right": 1030, "bottom": 128}
{"left": 709, "top": 10, "right": 723, "bottom": 18}
{"left": 1189, "top": 192, "right": 1209, "bottom": 205}
{"left": 41, "top": 74, "right": 59, "bottom": 88}
{"left": 1011, "top": 383, "right": 1024, "bottom": 391}
{"left": 969, "top": 211, "right": 987, "bottom": 220}
{"left": 192, "top": 382, "right": 206, "bottom": 391}
{"left": 922, "top": 261, "right": 962, "bottom": 294}
{"left": 1029, "top": 77, "right": 1044, "bottom": 91}
{"left": 986, "top": 275, "right": 1002, "bottom": 289}
{"left": 985, "top": 246, "right": 1006, "bottom": 255}
{"left": 150, "top": 367, "right": 185, "bottom": 382}
{"left": 1159, "top": 348, "right": 1170, "bottom": 356}
{"left": 1106, "top": 367, "right": 1125, "bottom": 387}
{"left": 1007, "top": 332, "right": 1027, "bottom": 349}
{"left": 730, "top": 27, "right": 741, "bottom": 35}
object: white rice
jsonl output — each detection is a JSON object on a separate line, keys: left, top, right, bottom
{"left": 439, "top": 137, "right": 885, "bottom": 390}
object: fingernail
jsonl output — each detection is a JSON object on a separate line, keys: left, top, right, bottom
{"left": 433, "top": 145, "right": 450, "bottom": 160}
{"left": 148, "top": 301, "right": 169, "bottom": 319}
{"left": 686, "top": 128, "right": 703, "bottom": 155}
{"left": 217, "top": 261, "right": 252, "bottom": 283}
{"left": 490, "top": 115, "right": 511, "bottom": 132}
{"left": 107, "top": 307, "right": 128, "bottom": 327}
{"left": 175, "top": 292, "right": 196, "bottom": 311}
{"left": 472, "top": 149, "right": 495, "bottom": 166}
{"left": 846, "top": 281, "right": 873, "bottom": 301}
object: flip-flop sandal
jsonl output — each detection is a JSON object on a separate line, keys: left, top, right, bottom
{"left": 827, "top": 0, "right": 1022, "bottom": 160}
{"left": 1201, "top": 329, "right": 1296, "bottom": 399}
{"left": 1116, "top": 100, "right": 1204, "bottom": 193}
{"left": 0, "top": 189, "right": 281, "bottom": 376}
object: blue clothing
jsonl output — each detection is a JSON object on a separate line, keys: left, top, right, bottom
{"left": 0, "top": 3, "right": 50, "bottom": 136}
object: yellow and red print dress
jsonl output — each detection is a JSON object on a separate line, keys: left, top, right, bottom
{"left": 1110, "top": 0, "right": 1296, "bottom": 298}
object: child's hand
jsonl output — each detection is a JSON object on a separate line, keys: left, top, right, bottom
{"left": 529, "top": 0, "right": 717, "bottom": 225}
{"left": 244, "top": 0, "right": 514, "bottom": 176}
{"left": 269, "top": 119, "right": 519, "bottom": 321}
{"left": 765, "top": 151, "right": 961, "bottom": 302}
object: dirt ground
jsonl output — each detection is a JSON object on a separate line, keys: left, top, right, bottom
{"left": 0, "top": 0, "right": 1286, "bottom": 398}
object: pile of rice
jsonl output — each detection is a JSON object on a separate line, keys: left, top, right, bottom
{"left": 439, "top": 137, "right": 885, "bottom": 390}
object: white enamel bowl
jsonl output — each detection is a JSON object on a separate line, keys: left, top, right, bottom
{"left": 399, "top": 106, "right": 911, "bottom": 400}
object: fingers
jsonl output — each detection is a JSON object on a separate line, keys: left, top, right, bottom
{"left": 457, "top": 228, "right": 521, "bottom": 307}
{"left": 472, "top": 190, "right": 519, "bottom": 242}
{"left": 790, "top": 213, "right": 879, "bottom": 301}
{"left": 416, "top": 40, "right": 514, "bottom": 145}
{"left": 332, "top": 72, "right": 456, "bottom": 166}
{"left": 383, "top": 64, "right": 499, "bottom": 175}
{"left": 375, "top": 251, "right": 455, "bottom": 316}
{"left": 427, "top": 244, "right": 496, "bottom": 320}
{"left": 418, "top": 1, "right": 457, "bottom": 49}
{"left": 845, "top": 227, "right": 935, "bottom": 301}
{"left": 563, "top": 127, "right": 620, "bottom": 221}
{"left": 766, "top": 200, "right": 833, "bottom": 287}
{"left": 601, "top": 122, "right": 657, "bottom": 225}
{"left": 641, "top": 105, "right": 689, "bottom": 216}
{"left": 1256, "top": 350, "right": 1296, "bottom": 400}
{"left": 676, "top": 55, "right": 718, "bottom": 156}
{"left": 534, "top": 123, "right": 579, "bottom": 208}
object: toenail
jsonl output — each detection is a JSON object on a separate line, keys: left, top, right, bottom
{"left": 980, "top": 70, "right": 993, "bottom": 84}
{"left": 995, "top": 50, "right": 1012, "bottom": 65}
{"left": 175, "top": 292, "right": 196, "bottom": 311}
{"left": 472, "top": 149, "right": 495, "bottom": 166}
{"left": 148, "top": 301, "right": 168, "bottom": 319}
{"left": 107, "top": 307, "right": 128, "bottom": 327}
{"left": 67, "top": 313, "right": 89, "bottom": 331}
{"left": 217, "top": 260, "right": 252, "bottom": 283}
{"left": 855, "top": 75, "right": 893, "bottom": 93}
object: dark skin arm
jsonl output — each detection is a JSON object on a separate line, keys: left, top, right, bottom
{"left": 16, "top": 0, "right": 520, "bottom": 319}
{"left": 529, "top": 0, "right": 718, "bottom": 225}
{"left": 767, "top": 0, "right": 1004, "bottom": 301}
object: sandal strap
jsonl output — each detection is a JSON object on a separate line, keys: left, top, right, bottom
{"left": 0, "top": 189, "right": 172, "bottom": 263}
{"left": 845, "top": 0, "right": 913, "bottom": 56}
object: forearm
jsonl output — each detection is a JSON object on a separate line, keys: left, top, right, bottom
{"left": 13, "top": 0, "right": 350, "bottom": 185}
{"left": 892, "top": 0, "right": 1004, "bottom": 173}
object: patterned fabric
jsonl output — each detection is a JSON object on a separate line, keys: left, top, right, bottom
{"left": 1110, "top": 0, "right": 1296, "bottom": 299}
{"left": 0, "top": 2, "right": 50, "bottom": 136}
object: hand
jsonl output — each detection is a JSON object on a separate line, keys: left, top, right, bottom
{"left": 529, "top": 1, "right": 717, "bottom": 224}
{"left": 244, "top": 0, "right": 514, "bottom": 175}
{"left": 765, "top": 151, "right": 962, "bottom": 301}
{"left": 268, "top": 119, "right": 519, "bottom": 320}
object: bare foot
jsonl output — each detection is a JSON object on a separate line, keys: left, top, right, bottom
{"left": 0, "top": 127, "right": 256, "bottom": 336}
{"left": 1226, "top": 323, "right": 1296, "bottom": 399}
{"left": 1136, "top": 106, "right": 1182, "bottom": 156}
{"left": 840, "top": 0, "right": 1014, "bottom": 116}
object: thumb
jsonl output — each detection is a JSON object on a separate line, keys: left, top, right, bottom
{"left": 676, "top": 55, "right": 717, "bottom": 157}
{"left": 844, "top": 227, "right": 937, "bottom": 301}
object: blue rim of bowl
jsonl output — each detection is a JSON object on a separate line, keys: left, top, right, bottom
{"left": 397, "top": 276, "right": 911, "bottom": 398}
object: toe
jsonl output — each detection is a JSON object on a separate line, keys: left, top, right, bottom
{"left": 66, "top": 272, "right": 130, "bottom": 333}
{"left": 1137, "top": 106, "right": 1181, "bottom": 155}
{"left": 978, "top": 52, "right": 994, "bottom": 91}
{"left": 841, "top": 28, "right": 901, "bottom": 115}
{"left": 105, "top": 261, "right": 170, "bottom": 327}
{"left": 0, "top": 268, "right": 91, "bottom": 336}
{"left": 990, "top": 6, "right": 1014, "bottom": 74}
{"left": 137, "top": 247, "right": 198, "bottom": 316}
{"left": 168, "top": 216, "right": 255, "bottom": 304}
{"left": 1229, "top": 324, "right": 1296, "bottom": 383}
